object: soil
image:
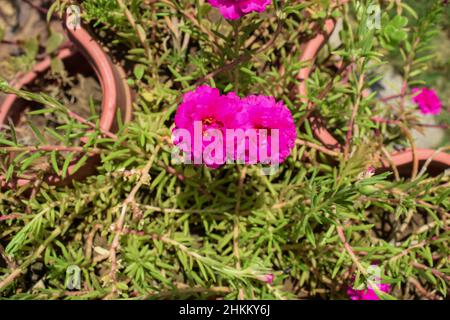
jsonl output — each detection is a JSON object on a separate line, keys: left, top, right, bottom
{"left": 13, "top": 71, "right": 102, "bottom": 145}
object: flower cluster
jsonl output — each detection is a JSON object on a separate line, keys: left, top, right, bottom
{"left": 412, "top": 87, "right": 442, "bottom": 115}
{"left": 173, "top": 85, "right": 296, "bottom": 169}
{"left": 207, "top": 0, "right": 271, "bottom": 20}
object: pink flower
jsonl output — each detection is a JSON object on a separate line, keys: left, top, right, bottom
{"left": 173, "top": 85, "right": 246, "bottom": 168}
{"left": 172, "top": 86, "right": 296, "bottom": 168}
{"left": 207, "top": 0, "right": 271, "bottom": 20}
{"left": 257, "top": 273, "right": 275, "bottom": 284}
{"left": 347, "top": 277, "right": 391, "bottom": 300}
{"left": 242, "top": 95, "right": 297, "bottom": 164}
{"left": 412, "top": 87, "right": 442, "bottom": 115}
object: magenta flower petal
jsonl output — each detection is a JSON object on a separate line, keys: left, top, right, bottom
{"left": 347, "top": 278, "right": 391, "bottom": 300}
{"left": 412, "top": 87, "right": 442, "bottom": 115}
{"left": 173, "top": 85, "right": 245, "bottom": 168}
{"left": 207, "top": 0, "right": 271, "bottom": 20}
{"left": 242, "top": 95, "right": 297, "bottom": 164}
{"left": 173, "top": 87, "right": 296, "bottom": 168}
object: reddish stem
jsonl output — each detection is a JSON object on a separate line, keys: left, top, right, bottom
{"left": 0, "top": 214, "right": 21, "bottom": 222}
{"left": 371, "top": 117, "right": 450, "bottom": 129}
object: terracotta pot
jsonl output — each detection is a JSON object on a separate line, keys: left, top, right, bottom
{"left": 0, "top": 15, "right": 133, "bottom": 188}
{"left": 378, "top": 148, "right": 450, "bottom": 177}
{"left": 298, "top": 19, "right": 450, "bottom": 177}
{"left": 297, "top": 18, "right": 342, "bottom": 151}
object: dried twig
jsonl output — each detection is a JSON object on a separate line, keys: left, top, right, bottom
{"left": 107, "top": 146, "right": 161, "bottom": 298}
